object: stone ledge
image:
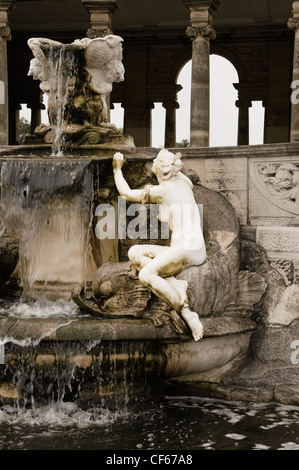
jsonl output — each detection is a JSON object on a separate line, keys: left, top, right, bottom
{"left": 0, "top": 315, "right": 256, "bottom": 343}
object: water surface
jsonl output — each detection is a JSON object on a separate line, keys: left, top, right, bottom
{"left": 0, "top": 397, "right": 299, "bottom": 451}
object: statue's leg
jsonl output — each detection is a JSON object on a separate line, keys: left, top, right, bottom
{"left": 128, "top": 244, "right": 169, "bottom": 271}
{"left": 137, "top": 245, "right": 203, "bottom": 341}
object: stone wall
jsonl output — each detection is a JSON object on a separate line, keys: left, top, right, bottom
{"left": 179, "top": 143, "right": 299, "bottom": 288}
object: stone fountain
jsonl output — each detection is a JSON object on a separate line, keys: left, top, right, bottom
{"left": 0, "top": 35, "right": 267, "bottom": 410}
{"left": 26, "top": 35, "right": 135, "bottom": 155}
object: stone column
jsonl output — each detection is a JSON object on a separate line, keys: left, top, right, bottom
{"left": 81, "top": 0, "right": 118, "bottom": 38}
{"left": 10, "top": 102, "right": 21, "bottom": 144}
{"left": 124, "top": 102, "right": 154, "bottom": 148}
{"left": 0, "top": 0, "right": 15, "bottom": 146}
{"left": 82, "top": 1, "right": 119, "bottom": 122}
{"left": 162, "top": 84, "right": 182, "bottom": 148}
{"left": 183, "top": 0, "right": 221, "bottom": 147}
{"left": 234, "top": 84, "right": 252, "bottom": 146}
{"left": 288, "top": 1, "right": 299, "bottom": 142}
{"left": 163, "top": 99, "right": 180, "bottom": 148}
{"left": 27, "top": 97, "right": 45, "bottom": 135}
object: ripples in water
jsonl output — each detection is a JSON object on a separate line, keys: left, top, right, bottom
{"left": 0, "top": 397, "right": 299, "bottom": 450}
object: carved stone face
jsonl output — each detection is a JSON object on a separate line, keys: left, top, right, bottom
{"left": 105, "top": 60, "right": 124, "bottom": 83}
{"left": 28, "top": 58, "right": 49, "bottom": 82}
{"left": 86, "top": 60, "right": 125, "bottom": 96}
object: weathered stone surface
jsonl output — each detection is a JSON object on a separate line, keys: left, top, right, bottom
{"left": 0, "top": 235, "right": 18, "bottom": 285}
{"left": 0, "top": 315, "right": 256, "bottom": 343}
{"left": 163, "top": 332, "right": 253, "bottom": 379}
{"left": 164, "top": 381, "right": 275, "bottom": 405}
{"left": 268, "top": 284, "right": 299, "bottom": 325}
{"left": 257, "top": 226, "right": 299, "bottom": 259}
{"left": 240, "top": 239, "right": 286, "bottom": 321}
{"left": 274, "top": 384, "right": 299, "bottom": 406}
{"left": 178, "top": 235, "right": 240, "bottom": 316}
{"left": 92, "top": 261, "right": 151, "bottom": 316}
{"left": 0, "top": 382, "right": 20, "bottom": 400}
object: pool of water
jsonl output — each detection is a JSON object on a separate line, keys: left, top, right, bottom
{"left": 0, "top": 298, "right": 298, "bottom": 452}
{"left": 1, "top": 397, "right": 299, "bottom": 451}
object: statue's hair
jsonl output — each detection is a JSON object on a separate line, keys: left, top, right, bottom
{"left": 85, "top": 35, "right": 123, "bottom": 69}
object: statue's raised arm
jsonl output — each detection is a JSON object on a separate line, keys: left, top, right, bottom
{"left": 113, "top": 152, "right": 145, "bottom": 203}
{"left": 113, "top": 149, "right": 207, "bottom": 341}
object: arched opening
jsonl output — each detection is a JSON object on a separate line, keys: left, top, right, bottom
{"left": 176, "top": 55, "right": 239, "bottom": 147}
{"left": 210, "top": 55, "right": 239, "bottom": 146}
{"left": 151, "top": 103, "right": 166, "bottom": 148}
{"left": 111, "top": 103, "right": 124, "bottom": 133}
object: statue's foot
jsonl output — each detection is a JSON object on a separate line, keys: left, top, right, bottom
{"left": 181, "top": 306, "right": 203, "bottom": 342}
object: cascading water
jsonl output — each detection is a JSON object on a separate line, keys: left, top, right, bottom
{"left": 45, "top": 45, "right": 79, "bottom": 156}
{"left": 0, "top": 159, "right": 92, "bottom": 297}
{"left": 0, "top": 154, "right": 165, "bottom": 429}
{"left": 0, "top": 34, "right": 178, "bottom": 449}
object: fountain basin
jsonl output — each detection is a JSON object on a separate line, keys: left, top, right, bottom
{"left": 0, "top": 314, "right": 256, "bottom": 409}
{"left": 0, "top": 146, "right": 264, "bottom": 409}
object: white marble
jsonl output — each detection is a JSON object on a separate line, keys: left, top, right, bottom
{"left": 27, "top": 35, "right": 124, "bottom": 126}
{"left": 113, "top": 149, "right": 207, "bottom": 341}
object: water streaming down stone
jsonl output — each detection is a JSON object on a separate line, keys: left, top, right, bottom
{"left": 0, "top": 333, "right": 164, "bottom": 412}
{"left": 0, "top": 159, "right": 92, "bottom": 298}
{"left": 0, "top": 155, "right": 167, "bottom": 413}
{"left": 45, "top": 45, "right": 79, "bottom": 156}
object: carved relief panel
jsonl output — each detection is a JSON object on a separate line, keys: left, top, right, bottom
{"left": 250, "top": 159, "right": 299, "bottom": 215}
{"left": 250, "top": 157, "right": 299, "bottom": 287}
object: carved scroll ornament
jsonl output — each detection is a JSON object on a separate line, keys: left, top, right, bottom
{"left": 251, "top": 161, "right": 299, "bottom": 215}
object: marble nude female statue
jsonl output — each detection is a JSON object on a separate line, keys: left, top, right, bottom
{"left": 113, "top": 149, "right": 207, "bottom": 341}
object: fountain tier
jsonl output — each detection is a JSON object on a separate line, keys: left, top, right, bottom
{"left": 0, "top": 148, "right": 266, "bottom": 408}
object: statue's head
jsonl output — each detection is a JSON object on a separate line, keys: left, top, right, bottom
{"left": 28, "top": 58, "right": 48, "bottom": 81}
{"left": 104, "top": 59, "right": 125, "bottom": 83}
{"left": 152, "top": 149, "right": 182, "bottom": 180}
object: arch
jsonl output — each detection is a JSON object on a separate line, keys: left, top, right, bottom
{"left": 175, "top": 53, "right": 240, "bottom": 147}
{"left": 210, "top": 45, "right": 246, "bottom": 84}
{"left": 209, "top": 54, "right": 239, "bottom": 146}
{"left": 171, "top": 50, "right": 192, "bottom": 85}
